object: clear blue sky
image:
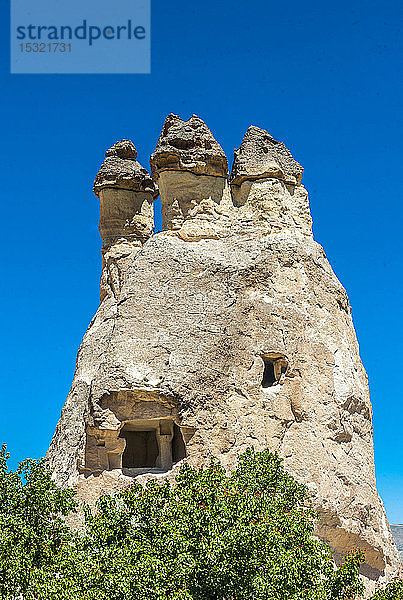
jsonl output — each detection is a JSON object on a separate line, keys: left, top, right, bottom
{"left": 1, "top": 0, "right": 402, "bottom": 522}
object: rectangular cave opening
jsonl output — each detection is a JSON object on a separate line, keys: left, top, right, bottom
{"left": 262, "top": 358, "right": 276, "bottom": 387}
{"left": 120, "top": 429, "right": 159, "bottom": 468}
{"left": 261, "top": 354, "right": 288, "bottom": 388}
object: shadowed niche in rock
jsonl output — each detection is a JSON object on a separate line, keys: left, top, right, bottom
{"left": 120, "top": 428, "right": 159, "bottom": 468}
{"left": 262, "top": 359, "right": 276, "bottom": 387}
{"left": 83, "top": 390, "right": 190, "bottom": 477}
{"left": 261, "top": 353, "right": 288, "bottom": 387}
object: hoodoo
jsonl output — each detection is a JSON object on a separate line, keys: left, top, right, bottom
{"left": 150, "top": 113, "right": 233, "bottom": 240}
{"left": 47, "top": 114, "right": 401, "bottom": 593}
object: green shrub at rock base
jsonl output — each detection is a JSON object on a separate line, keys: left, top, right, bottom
{"left": 370, "top": 580, "right": 403, "bottom": 600}
{"left": 0, "top": 444, "right": 76, "bottom": 599}
{"left": 1, "top": 444, "right": 400, "bottom": 599}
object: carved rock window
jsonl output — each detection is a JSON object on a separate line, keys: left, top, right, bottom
{"left": 261, "top": 353, "right": 288, "bottom": 388}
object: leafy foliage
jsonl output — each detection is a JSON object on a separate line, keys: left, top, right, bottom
{"left": 370, "top": 580, "right": 403, "bottom": 600}
{"left": 0, "top": 444, "right": 399, "bottom": 599}
{"left": 0, "top": 444, "right": 76, "bottom": 599}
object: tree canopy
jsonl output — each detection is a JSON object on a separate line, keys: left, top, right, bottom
{"left": 0, "top": 444, "right": 401, "bottom": 599}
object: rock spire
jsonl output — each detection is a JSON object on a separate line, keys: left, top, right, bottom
{"left": 230, "top": 125, "right": 304, "bottom": 186}
{"left": 47, "top": 115, "right": 402, "bottom": 594}
{"left": 94, "top": 139, "right": 158, "bottom": 300}
{"left": 150, "top": 114, "right": 233, "bottom": 241}
{"left": 94, "top": 139, "right": 157, "bottom": 197}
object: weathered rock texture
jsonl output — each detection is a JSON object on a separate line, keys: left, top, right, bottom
{"left": 231, "top": 125, "right": 304, "bottom": 186}
{"left": 47, "top": 115, "right": 401, "bottom": 594}
{"left": 150, "top": 114, "right": 233, "bottom": 241}
{"left": 150, "top": 113, "right": 228, "bottom": 178}
{"left": 230, "top": 126, "right": 312, "bottom": 237}
{"left": 94, "top": 139, "right": 158, "bottom": 249}
{"left": 93, "top": 139, "right": 158, "bottom": 301}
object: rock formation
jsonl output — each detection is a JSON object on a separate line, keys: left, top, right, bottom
{"left": 93, "top": 139, "right": 158, "bottom": 301}
{"left": 47, "top": 114, "right": 401, "bottom": 593}
{"left": 150, "top": 114, "right": 233, "bottom": 241}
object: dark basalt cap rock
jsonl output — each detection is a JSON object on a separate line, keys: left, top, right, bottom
{"left": 231, "top": 126, "right": 304, "bottom": 186}
{"left": 94, "top": 139, "right": 158, "bottom": 198}
{"left": 150, "top": 114, "right": 229, "bottom": 179}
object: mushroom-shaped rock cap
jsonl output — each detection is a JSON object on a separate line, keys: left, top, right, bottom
{"left": 150, "top": 114, "right": 229, "bottom": 180}
{"left": 94, "top": 139, "right": 158, "bottom": 198}
{"left": 231, "top": 126, "right": 303, "bottom": 186}
{"left": 105, "top": 139, "right": 137, "bottom": 160}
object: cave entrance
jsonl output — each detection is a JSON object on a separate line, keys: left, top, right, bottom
{"left": 120, "top": 429, "right": 159, "bottom": 468}
{"left": 261, "top": 353, "right": 288, "bottom": 388}
{"left": 118, "top": 419, "right": 187, "bottom": 473}
{"left": 262, "top": 359, "right": 276, "bottom": 387}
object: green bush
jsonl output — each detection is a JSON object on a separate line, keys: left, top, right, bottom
{"left": 0, "top": 443, "right": 399, "bottom": 599}
{"left": 370, "top": 580, "right": 403, "bottom": 600}
{"left": 0, "top": 444, "right": 76, "bottom": 599}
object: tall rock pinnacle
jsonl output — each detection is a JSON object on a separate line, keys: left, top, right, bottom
{"left": 150, "top": 114, "right": 233, "bottom": 240}
{"left": 94, "top": 139, "right": 158, "bottom": 249}
{"left": 47, "top": 115, "right": 402, "bottom": 594}
{"left": 94, "top": 140, "right": 158, "bottom": 300}
{"left": 231, "top": 126, "right": 312, "bottom": 236}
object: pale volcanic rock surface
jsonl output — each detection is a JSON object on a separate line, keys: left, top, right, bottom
{"left": 47, "top": 114, "right": 401, "bottom": 594}
{"left": 231, "top": 125, "right": 304, "bottom": 186}
{"left": 391, "top": 525, "right": 403, "bottom": 562}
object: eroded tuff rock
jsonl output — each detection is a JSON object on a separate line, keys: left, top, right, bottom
{"left": 150, "top": 114, "right": 233, "bottom": 241}
{"left": 94, "top": 139, "right": 157, "bottom": 197}
{"left": 231, "top": 125, "right": 304, "bottom": 186}
{"left": 230, "top": 126, "right": 312, "bottom": 236}
{"left": 150, "top": 113, "right": 228, "bottom": 179}
{"left": 93, "top": 141, "right": 158, "bottom": 301}
{"left": 47, "top": 116, "right": 401, "bottom": 595}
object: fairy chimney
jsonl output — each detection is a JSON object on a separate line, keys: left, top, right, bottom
{"left": 230, "top": 125, "right": 312, "bottom": 235}
{"left": 150, "top": 114, "right": 233, "bottom": 241}
{"left": 47, "top": 114, "right": 402, "bottom": 594}
{"left": 93, "top": 139, "right": 158, "bottom": 300}
{"left": 94, "top": 139, "right": 158, "bottom": 249}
